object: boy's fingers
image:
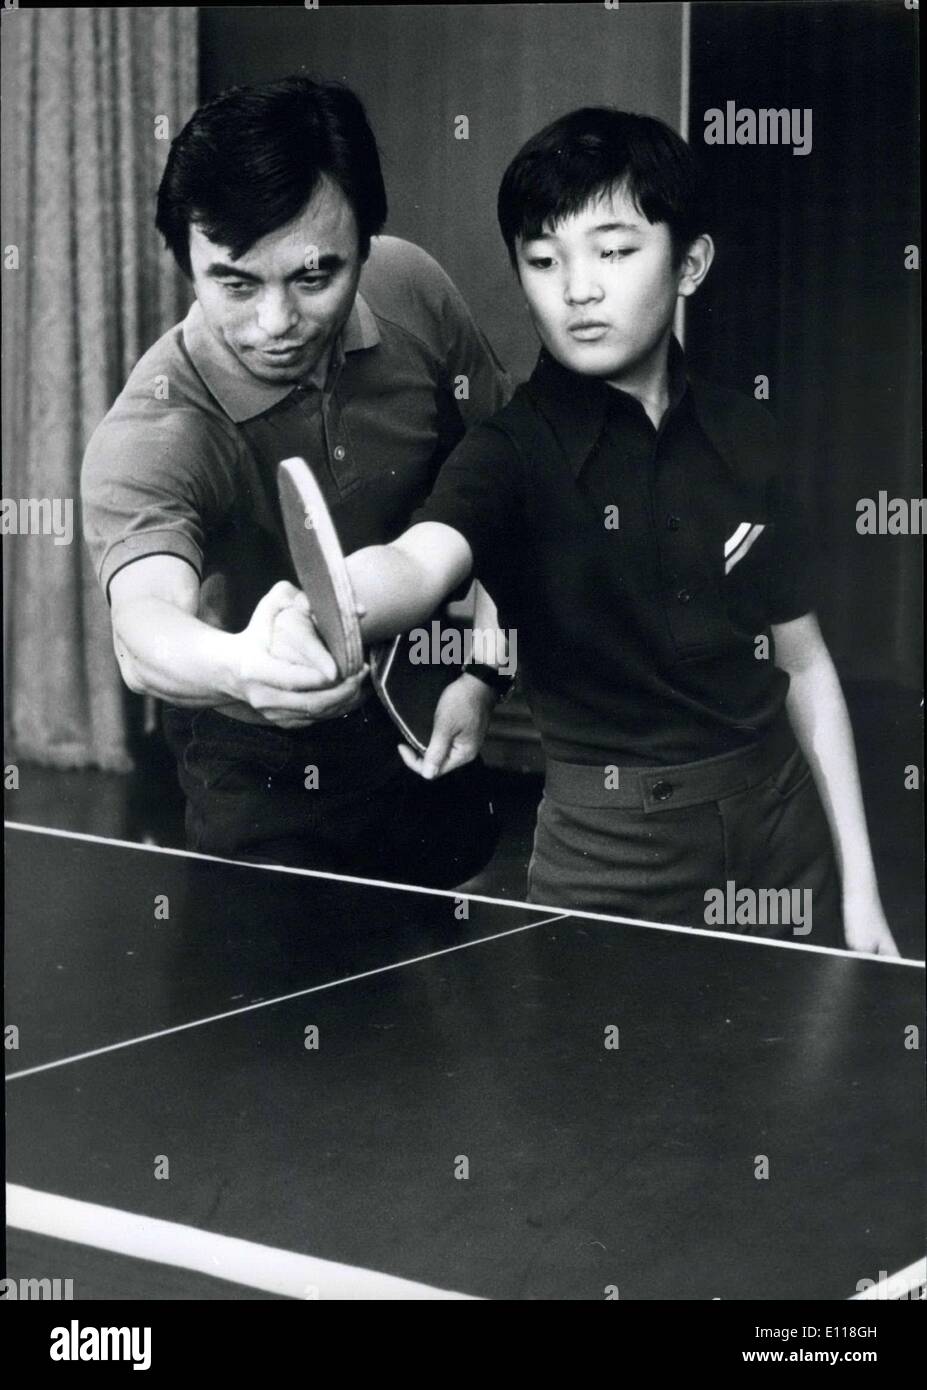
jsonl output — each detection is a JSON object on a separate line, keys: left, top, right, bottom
{"left": 396, "top": 742, "right": 425, "bottom": 775}
{"left": 435, "top": 742, "right": 470, "bottom": 776}
{"left": 396, "top": 738, "right": 454, "bottom": 779}
{"left": 420, "top": 726, "right": 453, "bottom": 780}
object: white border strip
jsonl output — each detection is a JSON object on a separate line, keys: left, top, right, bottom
{"left": 850, "top": 1257, "right": 926, "bottom": 1301}
{"left": 6, "top": 823, "right": 922, "bottom": 967}
{"left": 6, "top": 912, "right": 567, "bottom": 1082}
{"left": 6, "top": 1185, "right": 477, "bottom": 1301}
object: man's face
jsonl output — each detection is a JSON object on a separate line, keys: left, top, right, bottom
{"left": 515, "top": 184, "right": 689, "bottom": 389}
{"left": 189, "top": 176, "right": 363, "bottom": 384}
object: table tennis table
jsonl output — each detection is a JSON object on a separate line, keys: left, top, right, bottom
{"left": 5, "top": 821, "right": 925, "bottom": 1301}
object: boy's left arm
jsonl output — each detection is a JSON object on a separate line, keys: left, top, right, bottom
{"left": 402, "top": 583, "right": 505, "bottom": 781}
{"left": 404, "top": 249, "right": 514, "bottom": 779}
{"left": 771, "top": 613, "right": 899, "bottom": 955}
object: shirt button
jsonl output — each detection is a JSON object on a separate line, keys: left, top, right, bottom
{"left": 651, "top": 781, "right": 674, "bottom": 801}
{"left": 676, "top": 588, "right": 692, "bottom": 604}
{"left": 666, "top": 515, "right": 681, "bottom": 530}
{"left": 333, "top": 445, "right": 346, "bottom": 461}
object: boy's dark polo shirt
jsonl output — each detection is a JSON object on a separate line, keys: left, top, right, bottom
{"left": 81, "top": 235, "right": 510, "bottom": 698}
{"left": 414, "top": 340, "right": 816, "bottom": 767}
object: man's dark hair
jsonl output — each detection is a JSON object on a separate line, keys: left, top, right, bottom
{"left": 497, "top": 107, "right": 705, "bottom": 269}
{"left": 156, "top": 75, "right": 388, "bottom": 277}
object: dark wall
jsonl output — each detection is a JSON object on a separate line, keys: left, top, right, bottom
{"left": 198, "top": 3, "right": 919, "bottom": 689}
{"left": 687, "top": 1, "right": 921, "bottom": 688}
{"left": 199, "top": 3, "right": 683, "bottom": 383}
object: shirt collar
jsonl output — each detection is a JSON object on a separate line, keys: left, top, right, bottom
{"left": 529, "top": 336, "right": 723, "bottom": 477}
{"left": 181, "top": 291, "right": 380, "bottom": 424}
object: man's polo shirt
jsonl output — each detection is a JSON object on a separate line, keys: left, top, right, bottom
{"left": 81, "top": 236, "right": 510, "bottom": 643}
{"left": 414, "top": 340, "right": 816, "bottom": 767}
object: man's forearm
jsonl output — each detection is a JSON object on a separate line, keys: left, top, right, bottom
{"left": 783, "top": 653, "right": 880, "bottom": 896}
{"left": 113, "top": 597, "right": 239, "bottom": 706}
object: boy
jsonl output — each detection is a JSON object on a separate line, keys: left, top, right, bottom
{"left": 276, "top": 108, "right": 896, "bottom": 954}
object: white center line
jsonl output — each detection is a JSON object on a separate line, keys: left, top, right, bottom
{"left": 6, "top": 913, "right": 568, "bottom": 1081}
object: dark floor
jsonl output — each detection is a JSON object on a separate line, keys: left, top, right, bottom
{"left": 4, "top": 681, "right": 923, "bottom": 958}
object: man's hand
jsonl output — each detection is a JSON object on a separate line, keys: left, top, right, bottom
{"left": 397, "top": 671, "right": 495, "bottom": 779}
{"left": 266, "top": 588, "right": 332, "bottom": 668}
{"left": 841, "top": 887, "right": 900, "bottom": 956}
{"left": 233, "top": 581, "right": 367, "bottom": 728}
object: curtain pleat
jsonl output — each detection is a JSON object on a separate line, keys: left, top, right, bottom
{"left": 2, "top": 7, "right": 197, "bottom": 770}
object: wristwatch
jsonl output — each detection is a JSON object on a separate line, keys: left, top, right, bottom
{"left": 462, "top": 662, "right": 516, "bottom": 702}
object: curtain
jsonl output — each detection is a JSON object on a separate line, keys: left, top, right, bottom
{"left": 2, "top": 6, "right": 197, "bottom": 770}
{"left": 687, "top": 1, "right": 920, "bottom": 689}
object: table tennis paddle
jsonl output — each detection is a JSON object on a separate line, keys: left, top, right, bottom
{"left": 277, "top": 457, "right": 459, "bottom": 754}
{"left": 277, "top": 457, "right": 365, "bottom": 680}
{"left": 369, "top": 625, "right": 462, "bottom": 756}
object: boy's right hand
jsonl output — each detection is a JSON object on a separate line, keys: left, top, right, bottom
{"left": 231, "top": 582, "right": 367, "bottom": 728}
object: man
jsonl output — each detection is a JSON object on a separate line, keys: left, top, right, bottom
{"left": 275, "top": 107, "right": 897, "bottom": 954}
{"left": 81, "top": 75, "right": 510, "bottom": 884}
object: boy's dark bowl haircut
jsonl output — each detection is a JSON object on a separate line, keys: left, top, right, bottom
{"left": 497, "top": 107, "right": 705, "bottom": 268}
{"left": 156, "top": 75, "right": 388, "bottom": 278}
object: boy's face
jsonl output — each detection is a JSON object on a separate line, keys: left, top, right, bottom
{"left": 189, "top": 175, "right": 363, "bottom": 385}
{"left": 515, "top": 184, "right": 700, "bottom": 389}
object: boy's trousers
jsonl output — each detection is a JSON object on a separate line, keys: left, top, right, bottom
{"left": 527, "top": 711, "right": 844, "bottom": 948}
